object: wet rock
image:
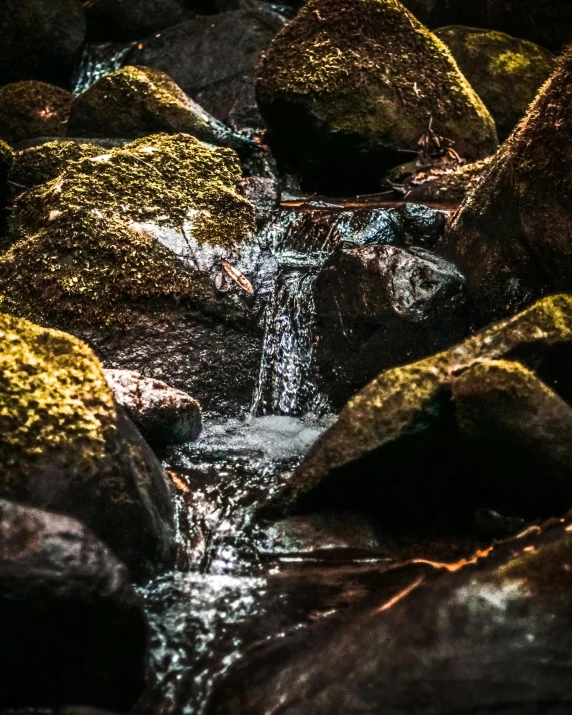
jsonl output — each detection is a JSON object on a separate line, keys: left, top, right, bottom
{"left": 105, "top": 368, "right": 202, "bottom": 448}
{"left": 82, "top": 0, "right": 191, "bottom": 41}
{"left": 435, "top": 25, "right": 555, "bottom": 141}
{"left": 67, "top": 66, "right": 251, "bottom": 154}
{"left": 0, "top": 0, "right": 86, "bottom": 88}
{"left": 0, "top": 82, "right": 73, "bottom": 145}
{"left": 240, "top": 176, "right": 281, "bottom": 226}
{"left": 487, "top": 0, "right": 572, "bottom": 52}
{"left": 391, "top": 157, "right": 492, "bottom": 206}
{"left": 401, "top": 0, "right": 490, "bottom": 27}
{"left": 205, "top": 517, "right": 572, "bottom": 715}
{"left": 444, "top": 47, "right": 572, "bottom": 328}
{"left": 0, "top": 133, "right": 254, "bottom": 326}
{"left": 126, "top": 8, "right": 285, "bottom": 129}
{"left": 283, "top": 294, "right": 572, "bottom": 526}
{"left": 255, "top": 0, "right": 498, "bottom": 194}
{"left": 0, "top": 498, "right": 148, "bottom": 711}
{"left": 0, "top": 312, "right": 175, "bottom": 578}
{"left": 313, "top": 243, "right": 466, "bottom": 408}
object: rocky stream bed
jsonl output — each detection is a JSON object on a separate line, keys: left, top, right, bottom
{"left": 2, "top": 1, "right": 572, "bottom": 714}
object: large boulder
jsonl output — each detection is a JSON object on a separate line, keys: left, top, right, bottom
{"left": 82, "top": 0, "right": 190, "bottom": 41}
{"left": 435, "top": 25, "right": 555, "bottom": 141}
{"left": 0, "top": 498, "right": 148, "bottom": 711}
{"left": 0, "top": 312, "right": 175, "bottom": 578}
{"left": 125, "top": 8, "right": 285, "bottom": 129}
{"left": 105, "top": 368, "right": 202, "bottom": 447}
{"left": 0, "top": 82, "right": 73, "bottom": 145}
{"left": 487, "top": 0, "right": 572, "bottom": 52}
{"left": 444, "top": 47, "right": 572, "bottom": 328}
{"left": 255, "top": 0, "right": 498, "bottom": 193}
{"left": 0, "top": 0, "right": 86, "bottom": 87}
{"left": 281, "top": 295, "right": 572, "bottom": 526}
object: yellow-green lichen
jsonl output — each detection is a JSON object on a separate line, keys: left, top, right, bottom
{"left": 0, "top": 312, "right": 116, "bottom": 492}
{"left": 0, "top": 81, "right": 73, "bottom": 145}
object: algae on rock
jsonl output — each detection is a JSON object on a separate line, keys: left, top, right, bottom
{"left": 0, "top": 81, "right": 73, "bottom": 145}
{"left": 256, "top": 0, "right": 498, "bottom": 192}
{"left": 444, "top": 47, "right": 572, "bottom": 327}
{"left": 435, "top": 25, "right": 555, "bottom": 140}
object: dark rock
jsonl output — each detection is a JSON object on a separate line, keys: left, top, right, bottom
{"left": 240, "top": 176, "right": 281, "bottom": 226}
{"left": 205, "top": 516, "right": 572, "bottom": 715}
{"left": 444, "top": 47, "right": 572, "bottom": 328}
{"left": 435, "top": 25, "right": 555, "bottom": 141}
{"left": 0, "top": 140, "right": 13, "bottom": 235}
{"left": 401, "top": 0, "right": 490, "bottom": 27}
{"left": 313, "top": 243, "right": 466, "bottom": 408}
{"left": 0, "top": 82, "right": 73, "bottom": 145}
{"left": 487, "top": 0, "right": 572, "bottom": 51}
{"left": 255, "top": 0, "right": 497, "bottom": 194}
{"left": 281, "top": 295, "right": 572, "bottom": 527}
{"left": 125, "top": 9, "right": 285, "bottom": 130}
{"left": 105, "top": 368, "right": 202, "bottom": 447}
{"left": 82, "top": 0, "right": 191, "bottom": 41}
{"left": 0, "top": 313, "right": 175, "bottom": 579}
{"left": 0, "top": 0, "right": 86, "bottom": 88}
{"left": 0, "top": 498, "right": 148, "bottom": 711}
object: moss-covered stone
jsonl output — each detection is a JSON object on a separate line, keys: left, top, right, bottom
{"left": 487, "top": 0, "right": 572, "bottom": 52}
{"left": 0, "top": 140, "right": 13, "bottom": 233}
{"left": 0, "top": 81, "right": 73, "bottom": 145}
{"left": 287, "top": 294, "right": 572, "bottom": 508}
{"left": 255, "top": 0, "right": 498, "bottom": 193}
{"left": 0, "top": 133, "right": 254, "bottom": 326}
{"left": 0, "top": 312, "right": 175, "bottom": 576}
{"left": 444, "top": 47, "right": 572, "bottom": 328}
{"left": 9, "top": 140, "right": 102, "bottom": 191}
{"left": 67, "top": 66, "right": 236, "bottom": 146}
{"left": 435, "top": 25, "right": 555, "bottom": 140}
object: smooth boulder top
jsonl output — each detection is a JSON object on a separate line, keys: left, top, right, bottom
{"left": 255, "top": 0, "right": 498, "bottom": 192}
{"left": 444, "top": 46, "right": 572, "bottom": 327}
{"left": 435, "top": 25, "right": 555, "bottom": 140}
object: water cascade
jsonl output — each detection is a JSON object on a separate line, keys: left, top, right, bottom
{"left": 73, "top": 42, "right": 136, "bottom": 94}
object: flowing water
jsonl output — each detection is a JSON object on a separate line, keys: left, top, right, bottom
{"left": 73, "top": 42, "right": 136, "bottom": 94}
{"left": 137, "top": 200, "right": 455, "bottom": 715}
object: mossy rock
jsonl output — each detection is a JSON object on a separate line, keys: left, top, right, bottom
{"left": 0, "top": 312, "right": 175, "bottom": 577}
{"left": 68, "top": 66, "right": 239, "bottom": 147}
{"left": 435, "top": 25, "right": 555, "bottom": 140}
{"left": 255, "top": 0, "right": 498, "bottom": 193}
{"left": 0, "top": 82, "right": 73, "bottom": 145}
{"left": 0, "top": 1, "right": 86, "bottom": 87}
{"left": 0, "top": 140, "right": 13, "bottom": 232}
{"left": 0, "top": 133, "right": 254, "bottom": 327}
{"left": 9, "top": 140, "right": 102, "bottom": 192}
{"left": 487, "top": 0, "right": 572, "bottom": 52}
{"left": 444, "top": 47, "right": 572, "bottom": 328}
{"left": 285, "top": 294, "right": 572, "bottom": 520}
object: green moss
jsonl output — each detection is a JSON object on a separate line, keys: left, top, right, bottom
{"left": 9, "top": 140, "right": 102, "bottom": 190}
{"left": 435, "top": 25, "right": 555, "bottom": 140}
{"left": 0, "top": 81, "right": 73, "bottom": 145}
{"left": 68, "top": 65, "right": 223, "bottom": 142}
{"left": 0, "top": 133, "right": 254, "bottom": 326}
{"left": 0, "top": 311, "right": 116, "bottom": 492}
{"left": 256, "top": 0, "right": 497, "bottom": 183}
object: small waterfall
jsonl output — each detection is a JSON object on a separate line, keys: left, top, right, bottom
{"left": 73, "top": 42, "right": 136, "bottom": 94}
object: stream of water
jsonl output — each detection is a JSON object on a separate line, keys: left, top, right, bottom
{"left": 73, "top": 42, "right": 136, "bottom": 94}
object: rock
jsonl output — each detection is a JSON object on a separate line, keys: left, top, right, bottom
{"left": 487, "top": 0, "right": 572, "bottom": 52}
{"left": 255, "top": 0, "right": 498, "bottom": 194}
{"left": 0, "top": 82, "right": 73, "bottom": 145}
{"left": 435, "top": 25, "right": 555, "bottom": 141}
{"left": 125, "top": 8, "right": 285, "bottom": 129}
{"left": 8, "top": 140, "right": 102, "bottom": 192}
{"left": 105, "top": 368, "right": 202, "bottom": 447}
{"left": 0, "top": 498, "right": 148, "bottom": 711}
{"left": 240, "top": 176, "right": 281, "bottom": 226}
{"left": 0, "top": 133, "right": 254, "bottom": 326}
{"left": 444, "top": 47, "right": 572, "bottom": 328}
{"left": 0, "top": 140, "right": 12, "bottom": 234}
{"left": 390, "top": 157, "right": 492, "bottom": 205}
{"left": 82, "top": 0, "right": 191, "bottom": 41}
{"left": 205, "top": 516, "right": 572, "bottom": 715}
{"left": 401, "top": 0, "right": 490, "bottom": 27}
{"left": 282, "top": 294, "right": 572, "bottom": 525}
{"left": 67, "top": 66, "right": 250, "bottom": 154}
{"left": 0, "top": 0, "right": 86, "bottom": 87}
{"left": 0, "top": 312, "right": 175, "bottom": 578}
{"left": 313, "top": 243, "right": 466, "bottom": 408}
